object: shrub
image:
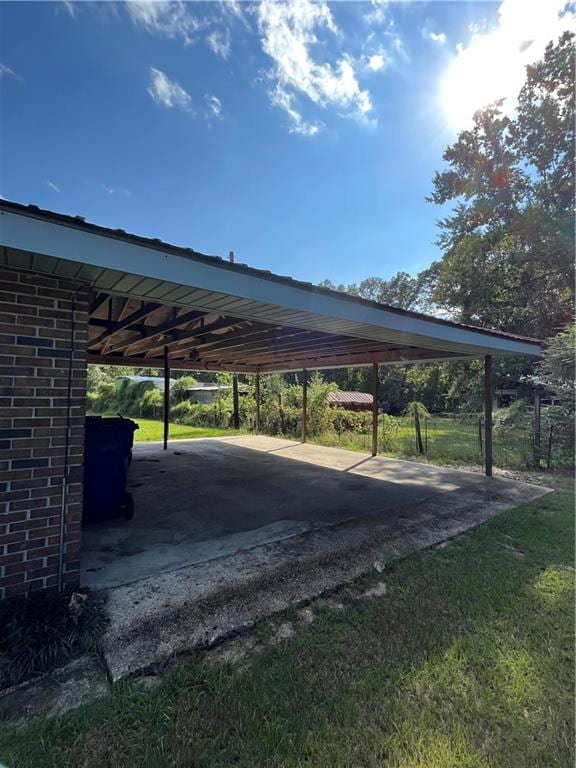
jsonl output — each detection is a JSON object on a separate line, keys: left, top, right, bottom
{"left": 172, "top": 375, "right": 198, "bottom": 404}
{"left": 331, "top": 408, "right": 371, "bottom": 435}
{"left": 141, "top": 387, "right": 163, "bottom": 418}
{"left": 0, "top": 591, "right": 108, "bottom": 689}
{"left": 379, "top": 413, "right": 400, "bottom": 451}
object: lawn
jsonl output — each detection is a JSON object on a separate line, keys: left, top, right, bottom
{"left": 1, "top": 476, "right": 573, "bottom": 768}
{"left": 109, "top": 417, "right": 238, "bottom": 443}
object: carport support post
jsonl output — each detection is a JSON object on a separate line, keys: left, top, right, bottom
{"left": 255, "top": 373, "right": 261, "bottom": 433}
{"left": 484, "top": 354, "right": 493, "bottom": 476}
{"left": 163, "top": 346, "right": 170, "bottom": 450}
{"left": 301, "top": 369, "right": 307, "bottom": 443}
{"left": 232, "top": 374, "right": 240, "bottom": 430}
{"left": 371, "top": 362, "right": 379, "bottom": 456}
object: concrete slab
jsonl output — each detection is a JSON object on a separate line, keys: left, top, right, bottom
{"left": 0, "top": 656, "right": 109, "bottom": 726}
{"left": 102, "top": 474, "right": 551, "bottom": 681}
{"left": 82, "top": 436, "right": 511, "bottom": 589}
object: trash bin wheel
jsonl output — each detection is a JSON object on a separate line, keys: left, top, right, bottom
{"left": 123, "top": 492, "right": 134, "bottom": 520}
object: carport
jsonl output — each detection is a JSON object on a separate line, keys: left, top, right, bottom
{"left": 0, "top": 200, "right": 542, "bottom": 598}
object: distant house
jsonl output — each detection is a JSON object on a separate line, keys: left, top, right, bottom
{"left": 117, "top": 375, "right": 176, "bottom": 393}
{"left": 494, "top": 384, "right": 560, "bottom": 409}
{"left": 328, "top": 391, "right": 373, "bottom": 412}
{"left": 117, "top": 376, "right": 234, "bottom": 404}
{"left": 185, "top": 382, "right": 233, "bottom": 405}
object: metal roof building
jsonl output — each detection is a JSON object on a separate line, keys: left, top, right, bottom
{"left": 0, "top": 199, "right": 542, "bottom": 597}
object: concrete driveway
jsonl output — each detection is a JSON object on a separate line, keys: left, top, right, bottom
{"left": 81, "top": 435, "right": 547, "bottom": 590}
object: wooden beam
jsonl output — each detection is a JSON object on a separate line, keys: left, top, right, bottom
{"left": 89, "top": 292, "right": 109, "bottom": 315}
{"left": 255, "top": 373, "right": 261, "bottom": 433}
{"left": 232, "top": 374, "right": 240, "bottom": 430}
{"left": 104, "top": 309, "right": 207, "bottom": 354}
{"left": 371, "top": 362, "right": 379, "bottom": 457}
{"left": 163, "top": 346, "right": 170, "bottom": 450}
{"left": 484, "top": 354, "right": 493, "bottom": 476}
{"left": 87, "top": 353, "right": 258, "bottom": 373}
{"left": 167, "top": 318, "right": 250, "bottom": 358}
{"left": 88, "top": 302, "right": 161, "bottom": 349}
{"left": 242, "top": 347, "right": 457, "bottom": 372}
{"left": 301, "top": 369, "right": 307, "bottom": 443}
{"left": 200, "top": 331, "right": 366, "bottom": 362}
{"left": 199, "top": 337, "right": 395, "bottom": 366}
{"left": 194, "top": 327, "right": 334, "bottom": 359}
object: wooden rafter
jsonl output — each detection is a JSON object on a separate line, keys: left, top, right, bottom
{"left": 89, "top": 292, "right": 109, "bottom": 315}
{"left": 88, "top": 302, "right": 161, "bottom": 349}
{"left": 103, "top": 309, "right": 208, "bottom": 354}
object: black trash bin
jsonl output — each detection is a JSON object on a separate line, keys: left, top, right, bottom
{"left": 83, "top": 416, "right": 139, "bottom": 524}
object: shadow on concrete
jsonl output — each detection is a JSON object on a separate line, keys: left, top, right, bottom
{"left": 80, "top": 437, "right": 532, "bottom": 591}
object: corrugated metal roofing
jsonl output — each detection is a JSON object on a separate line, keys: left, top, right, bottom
{"left": 328, "top": 391, "right": 374, "bottom": 405}
{"left": 0, "top": 199, "right": 543, "bottom": 372}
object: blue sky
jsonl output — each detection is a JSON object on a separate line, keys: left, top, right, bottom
{"left": 1, "top": 1, "right": 573, "bottom": 285}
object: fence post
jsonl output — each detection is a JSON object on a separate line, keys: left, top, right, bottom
{"left": 546, "top": 423, "right": 554, "bottom": 470}
{"left": 232, "top": 374, "right": 240, "bottom": 430}
{"left": 478, "top": 417, "right": 483, "bottom": 456}
{"left": 414, "top": 408, "right": 424, "bottom": 454}
{"left": 163, "top": 346, "right": 170, "bottom": 450}
{"left": 255, "top": 373, "right": 261, "bottom": 434}
{"left": 371, "top": 362, "right": 379, "bottom": 457}
{"left": 301, "top": 369, "right": 308, "bottom": 443}
{"left": 484, "top": 355, "right": 493, "bottom": 476}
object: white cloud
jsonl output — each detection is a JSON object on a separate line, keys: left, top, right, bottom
{"left": 61, "top": 1, "right": 75, "bottom": 18}
{"left": 0, "top": 62, "right": 17, "bottom": 78}
{"left": 441, "top": 0, "right": 576, "bottom": 128}
{"left": 102, "top": 185, "right": 132, "bottom": 197}
{"left": 366, "top": 50, "right": 387, "bottom": 72}
{"left": 257, "top": 0, "right": 373, "bottom": 135}
{"left": 365, "top": 0, "right": 389, "bottom": 27}
{"left": 206, "top": 29, "right": 231, "bottom": 59}
{"left": 126, "top": 1, "right": 244, "bottom": 52}
{"left": 148, "top": 67, "right": 192, "bottom": 111}
{"left": 205, "top": 93, "right": 223, "bottom": 120}
{"left": 424, "top": 29, "right": 446, "bottom": 45}
{"left": 127, "top": 1, "right": 205, "bottom": 44}
{"left": 45, "top": 180, "right": 60, "bottom": 193}
{"left": 269, "top": 85, "right": 321, "bottom": 136}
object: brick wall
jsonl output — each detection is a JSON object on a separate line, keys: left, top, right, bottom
{"left": 0, "top": 266, "right": 89, "bottom": 598}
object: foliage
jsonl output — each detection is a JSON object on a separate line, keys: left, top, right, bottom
{"left": 402, "top": 401, "right": 431, "bottom": 419}
{"left": 0, "top": 591, "right": 107, "bottom": 689}
{"left": 425, "top": 33, "right": 574, "bottom": 338}
{"left": 533, "top": 325, "right": 575, "bottom": 406}
{"left": 319, "top": 271, "right": 429, "bottom": 312}
{"left": 171, "top": 375, "right": 198, "bottom": 404}
{"left": 141, "top": 387, "right": 163, "bottom": 418}
{"left": 494, "top": 398, "right": 530, "bottom": 434}
{"left": 378, "top": 413, "right": 400, "bottom": 451}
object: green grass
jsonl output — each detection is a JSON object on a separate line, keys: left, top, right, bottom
{"left": 1, "top": 476, "right": 573, "bottom": 768}
{"left": 114, "top": 417, "right": 238, "bottom": 443}
{"left": 309, "top": 415, "right": 561, "bottom": 470}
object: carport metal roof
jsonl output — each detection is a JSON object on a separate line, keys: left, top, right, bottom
{"left": 0, "top": 200, "right": 541, "bottom": 373}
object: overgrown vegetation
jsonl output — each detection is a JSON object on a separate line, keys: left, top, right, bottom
{"left": 0, "top": 591, "right": 108, "bottom": 690}
{"left": 90, "top": 360, "right": 574, "bottom": 470}
{"left": 1, "top": 477, "right": 573, "bottom": 767}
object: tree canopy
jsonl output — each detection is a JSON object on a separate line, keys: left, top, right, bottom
{"left": 425, "top": 31, "right": 574, "bottom": 338}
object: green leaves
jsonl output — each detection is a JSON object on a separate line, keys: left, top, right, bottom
{"left": 428, "top": 33, "right": 575, "bottom": 338}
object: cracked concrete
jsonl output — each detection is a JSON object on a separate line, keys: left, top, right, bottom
{"left": 92, "top": 439, "right": 551, "bottom": 682}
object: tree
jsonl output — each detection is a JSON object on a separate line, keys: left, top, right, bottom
{"left": 426, "top": 32, "right": 575, "bottom": 338}
{"left": 533, "top": 325, "right": 575, "bottom": 407}
{"left": 319, "top": 271, "right": 428, "bottom": 311}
